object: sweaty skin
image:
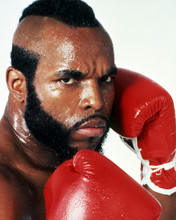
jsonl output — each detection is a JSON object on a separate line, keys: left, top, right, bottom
{"left": 0, "top": 16, "right": 115, "bottom": 219}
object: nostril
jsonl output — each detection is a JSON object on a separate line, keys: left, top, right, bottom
{"left": 79, "top": 95, "right": 103, "bottom": 111}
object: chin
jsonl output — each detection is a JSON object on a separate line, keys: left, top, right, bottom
{"left": 70, "top": 144, "right": 94, "bottom": 151}
{"left": 70, "top": 138, "right": 99, "bottom": 149}
{"left": 70, "top": 142, "right": 103, "bottom": 154}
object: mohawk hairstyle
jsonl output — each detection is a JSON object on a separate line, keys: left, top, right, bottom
{"left": 19, "top": 0, "right": 100, "bottom": 27}
{"left": 11, "top": 0, "right": 100, "bottom": 83}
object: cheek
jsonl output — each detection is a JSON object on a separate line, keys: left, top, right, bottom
{"left": 37, "top": 84, "right": 62, "bottom": 102}
{"left": 38, "top": 86, "right": 81, "bottom": 126}
{"left": 103, "top": 85, "right": 115, "bottom": 115}
{"left": 42, "top": 95, "right": 77, "bottom": 118}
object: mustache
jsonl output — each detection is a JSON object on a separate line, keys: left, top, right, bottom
{"left": 69, "top": 114, "right": 109, "bottom": 131}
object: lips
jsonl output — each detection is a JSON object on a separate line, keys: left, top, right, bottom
{"left": 73, "top": 119, "right": 107, "bottom": 138}
{"left": 78, "top": 119, "right": 107, "bottom": 129}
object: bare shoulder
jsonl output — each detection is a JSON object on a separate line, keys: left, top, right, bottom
{"left": 0, "top": 164, "right": 34, "bottom": 219}
{"left": 145, "top": 185, "right": 176, "bottom": 220}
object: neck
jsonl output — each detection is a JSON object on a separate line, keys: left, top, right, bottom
{"left": 2, "top": 105, "right": 61, "bottom": 170}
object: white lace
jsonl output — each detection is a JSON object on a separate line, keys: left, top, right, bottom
{"left": 131, "top": 138, "right": 176, "bottom": 195}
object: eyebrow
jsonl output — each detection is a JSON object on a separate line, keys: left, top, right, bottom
{"left": 106, "top": 66, "right": 118, "bottom": 76}
{"left": 54, "top": 66, "right": 118, "bottom": 79}
{"left": 54, "top": 70, "right": 83, "bottom": 79}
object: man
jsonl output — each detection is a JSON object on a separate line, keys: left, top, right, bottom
{"left": 0, "top": 0, "right": 117, "bottom": 219}
{"left": 0, "top": 0, "right": 175, "bottom": 219}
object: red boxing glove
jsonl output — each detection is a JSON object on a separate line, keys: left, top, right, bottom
{"left": 44, "top": 150, "right": 161, "bottom": 220}
{"left": 111, "top": 68, "right": 176, "bottom": 195}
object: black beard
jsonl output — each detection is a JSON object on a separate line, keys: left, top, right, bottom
{"left": 24, "top": 81, "right": 109, "bottom": 163}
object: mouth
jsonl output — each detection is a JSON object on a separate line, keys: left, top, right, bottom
{"left": 72, "top": 118, "right": 107, "bottom": 138}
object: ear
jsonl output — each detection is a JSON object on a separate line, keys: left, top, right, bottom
{"left": 6, "top": 66, "right": 27, "bottom": 103}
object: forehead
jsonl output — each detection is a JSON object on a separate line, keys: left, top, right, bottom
{"left": 14, "top": 16, "right": 114, "bottom": 74}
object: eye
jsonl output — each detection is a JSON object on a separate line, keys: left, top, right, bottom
{"left": 101, "top": 75, "right": 112, "bottom": 83}
{"left": 60, "top": 78, "right": 76, "bottom": 85}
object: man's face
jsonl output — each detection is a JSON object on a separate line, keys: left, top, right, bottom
{"left": 23, "top": 18, "right": 116, "bottom": 160}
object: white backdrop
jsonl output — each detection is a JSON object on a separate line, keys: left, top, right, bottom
{"left": 0, "top": 0, "right": 176, "bottom": 183}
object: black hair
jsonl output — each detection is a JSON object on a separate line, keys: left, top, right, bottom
{"left": 11, "top": 0, "right": 100, "bottom": 82}
{"left": 19, "top": 0, "right": 100, "bottom": 27}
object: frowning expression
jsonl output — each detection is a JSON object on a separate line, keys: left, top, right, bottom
{"left": 19, "top": 17, "right": 116, "bottom": 152}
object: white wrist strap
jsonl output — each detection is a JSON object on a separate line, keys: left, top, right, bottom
{"left": 132, "top": 138, "right": 176, "bottom": 195}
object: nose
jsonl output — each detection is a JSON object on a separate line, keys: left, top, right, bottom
{"left": 79, "top": 79, "right": 104, "bottom": 111}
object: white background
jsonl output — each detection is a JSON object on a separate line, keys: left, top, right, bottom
{"left": 0, "top": 0, "right": 176, "bottom": 183}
